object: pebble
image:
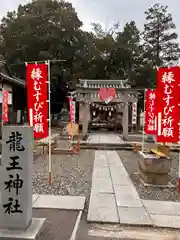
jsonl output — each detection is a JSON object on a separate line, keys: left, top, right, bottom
{"left": 32, "top": 149, "right": 94, "bottom": 201}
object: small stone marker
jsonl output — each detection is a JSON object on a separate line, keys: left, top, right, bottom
{"left": 0, "top": 126, "right": 45, "bottom": 239}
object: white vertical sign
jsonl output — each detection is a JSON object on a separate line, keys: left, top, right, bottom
{"left": 0, "top": 126, "right": 33, "bottom": 230}
{"left": 71, "top": 101, "right": 76, "bottom": 122}
{"left": 132, "top": 102, "right": 137, "bottom": 125}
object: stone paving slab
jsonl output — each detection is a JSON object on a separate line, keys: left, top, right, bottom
{"left": 114, "top": 185, "right": 142, "bottom": 208}
{"left": 109, "top": 166, "right": 131, "bottom": 185}
{"left": 91, "top": 177, "right": 114, "bottom": 194}
{"left": 87, "top": 193, "right": 119, "bottom": 223}
{"left": 142, "top": 200, "right": 180, "bottom": 216}
{"left": 150, "top": 214, "right": 180, "bottom": 229}
{"left": 110, "top": 168, "right": 132, "bottom": 186}
{"left": 118, "top": 206, "right": 153, "bottom": 226}
{"left": 99, "top": 135, "right": 122, "bottom": 144}
{"left": 87, "top": 133, "right": 124, "bottom": 144}
{"left": 106, "top": 151, "right": 124, "bottom": 166}
{"left": 33, "top": 195, "right": 85, "bottom": 210}
{"left": 87, "top": 134, "right": 100, "bottom": 143}
{"left": 93, "top": 166, "right": 111, "bottom": 178}
{"left": 94, "top": 151, "right": 108, "bottom": 167}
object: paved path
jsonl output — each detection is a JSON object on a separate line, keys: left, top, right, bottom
{"left": 87, "top": 133, "right": 124, "bottom": 144}
{"left": 87, "top": 150, "right": 180, "bottom": 229}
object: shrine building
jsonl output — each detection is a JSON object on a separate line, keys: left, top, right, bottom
{"left": 0, "top": 60, "right": 26, "bottom": 124}
{"left": 75, "top": 79, "right": 139, "bottom": 139}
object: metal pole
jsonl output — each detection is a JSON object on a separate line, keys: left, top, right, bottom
{"left": 142, "top": 89, "right": 146, "bottom": 152}
{"left": 47, "top": 60, "right": 52, "bottom": 185}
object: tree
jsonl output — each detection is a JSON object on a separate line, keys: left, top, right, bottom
{"left": 143, "top": 3, "right": 180, "bottom": 67}
{"left": 0, "top": 0, "right": 83, "bottom": 72}
{"left": 90, "top": 22, "right": 119, "bottom": 79}
{"left": 0, "top": 0, "right": 87, "bottom": 113}
{"left": 108, "top": 21, "right": 143, "bottom": 84}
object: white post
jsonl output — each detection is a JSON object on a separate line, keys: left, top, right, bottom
{"left": 142, "top": 89, "right": 146, "bottom": 152}
{"left": 47, "top": 60, "right": 52, "bottom": 185}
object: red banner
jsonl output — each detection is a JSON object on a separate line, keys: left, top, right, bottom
{"left": 145, "top": 89, "right": 156, "bottom": 134}
{"left": 68, "top": 97, "right": 76, "bottom": 122}
{"left": 2, "top": 90, "right": 8, "bottom": 123}
{"left": 26, "top": 63, "right": 48, "bottom": 139}
{"left": 156, "top": 67, "right": 180, "bottom": 143}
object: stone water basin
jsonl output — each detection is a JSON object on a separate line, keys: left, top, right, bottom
{"left": 137, "top": 151, "right": 172, "bottom": 185}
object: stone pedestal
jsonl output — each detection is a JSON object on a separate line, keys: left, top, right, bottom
{"left": 137, "top": 151, "right": 172, "bottom": 185}
{"left": 0, "top": 126, "right": 45, "bottom": 239}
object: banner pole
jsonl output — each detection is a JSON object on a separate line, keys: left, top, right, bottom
{"left": 47, "top": 60, "right": 52, "bottom": 185}
{"left": 142, "top": 89, "right": 146, "bottom": 152}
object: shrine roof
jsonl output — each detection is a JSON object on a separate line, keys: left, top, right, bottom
{"left": 77, "top": 79, "right": 131, "bottom": 89}
{"left": 0, "top": 60, "right": 25, "bottom": 87}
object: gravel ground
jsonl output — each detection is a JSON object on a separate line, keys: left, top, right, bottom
{"left": 32, "top": 144, "right": 94, "bottom": 208}
{"left": 117, "top": 150, "right": 180, "bottom": 202}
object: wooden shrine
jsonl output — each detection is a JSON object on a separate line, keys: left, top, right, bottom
{"left": 75, "top": 79, "right": 139, "bottom": 139}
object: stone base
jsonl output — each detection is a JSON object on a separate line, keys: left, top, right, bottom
{"left": 137, "top": 173, "right": 175, "bottom": 188}
{"left": 0, "top": 218, "right": 46, "bottom": 240}
{"left": 137, "top": 164, "right": 169, "bottom": 185}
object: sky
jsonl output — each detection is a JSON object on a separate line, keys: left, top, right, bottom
{"left": 0, "top": 0, "right": 180, "bottom": 36}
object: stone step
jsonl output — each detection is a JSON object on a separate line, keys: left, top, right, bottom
{"left": 88, "top": 228, "right": 178, "bottom": 240}
{"left": 52, "top": 147, "right": 74, "bottom": 155}
{"left": 80, "top": 144, "right": 132, "bottom": 150}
